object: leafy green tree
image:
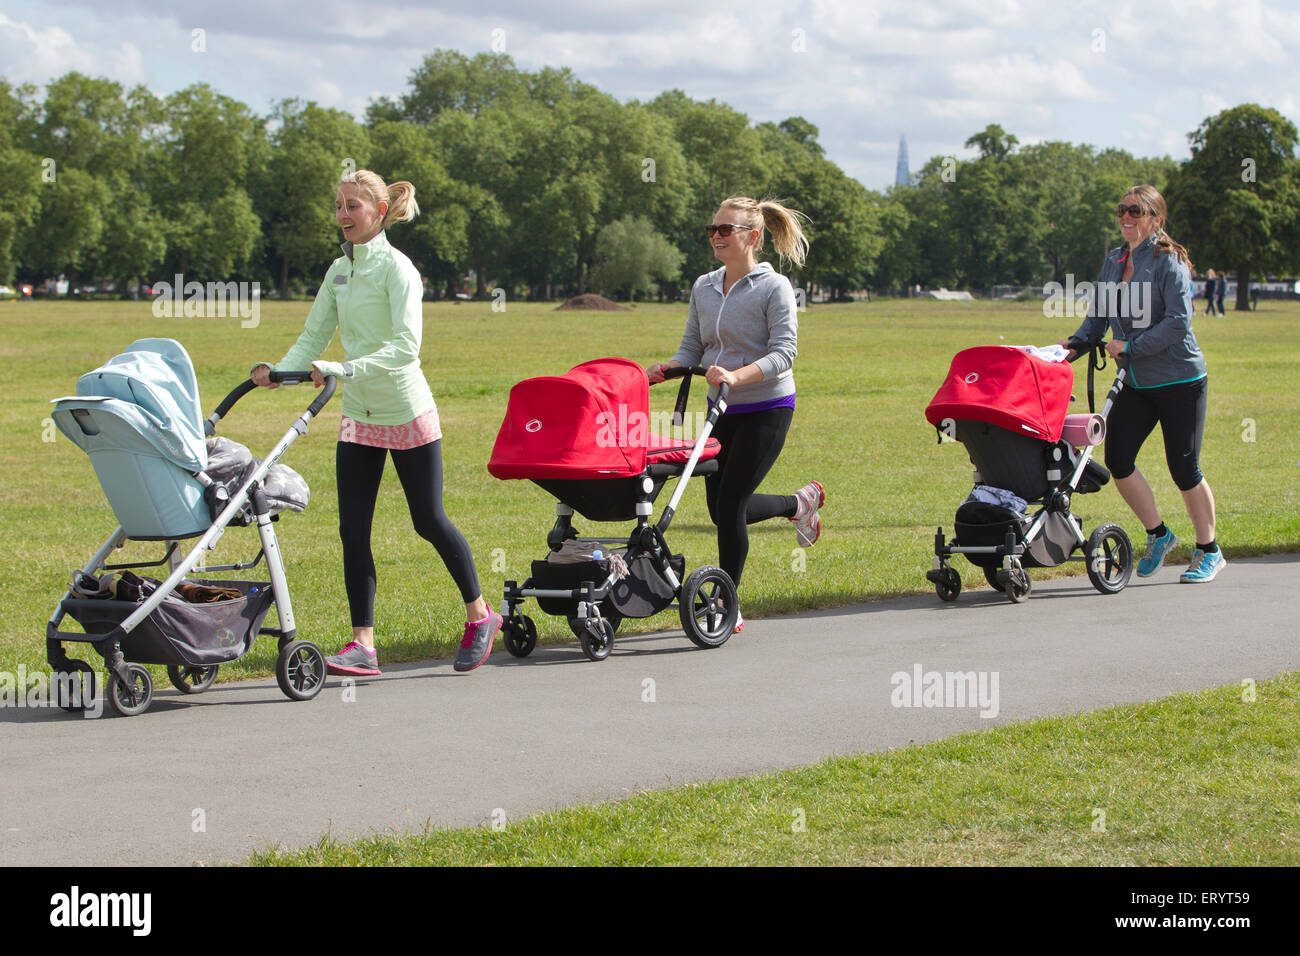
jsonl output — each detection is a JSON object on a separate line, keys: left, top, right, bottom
{"left": 0, "top": 82, "right": 42, "bottom": 283}
{"left": 152, "top": 84, "right": 265, "bottom": 278}
{"left": 259, "top": 98, "right": 371, "bottom": 297}
{"left": 1166, "top": 104, "right": 1300, "bottom": 309}
{"left": 589, "top": 216, "right": 683, "bottom": 300}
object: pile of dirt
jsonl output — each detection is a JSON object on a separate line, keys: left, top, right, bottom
{"left": 554, "top": 294, "right": 630, "bottom": 312}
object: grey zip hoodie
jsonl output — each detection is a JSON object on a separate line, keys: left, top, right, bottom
{"left": 1071, "top": 234, "right": 1206, "bottom": 388}
{"left": 670, "top": 262, "right": 798, "bottom": 406}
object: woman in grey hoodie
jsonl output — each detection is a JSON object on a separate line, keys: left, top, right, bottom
{"left": 648, "top": 197, "right": 824, "bottom": 632}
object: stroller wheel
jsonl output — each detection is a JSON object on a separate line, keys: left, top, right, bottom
{"left": 680, "top": 566, "right": 738, "bottom": 648}
{"left": 567, "top": 611, "right": 621, "bottom": 640}
{"left": 1086, "top": 523, "right": 1133, "bottom": 594}
{"left": 578, "top": 618, "right": 615, "bottom": 662}
{"left": 167, "top": 664, "right": 219, "bottom": 694}
{"left": 1006, "top": 567, "right": 1032, "bottom": 604}
{"left": 107, "top": 664, "right": 153, "bottom": 717}
{"left": 982, "top": 566, "right": 1005, "bottom": 592}
{"left": 503, "top": 616, "right": 538, "bottom": 658}
{"left": 276, "top": 640, "right": 326, "bottom": 701}
{"left": 54, "top": 660, "right": 97, "bottom": 713}
{"left": 935, "top": 566, "right": 962, "bottom": 602}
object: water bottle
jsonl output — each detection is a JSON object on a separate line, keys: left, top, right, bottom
{"left": 592, "top": 550, "right": 603, "bottom": 561}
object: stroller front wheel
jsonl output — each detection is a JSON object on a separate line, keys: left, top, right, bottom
{"left": 578, "top": 618, "right": 615, "bottom": 661}
{"left": 503, "top": 616, "right": 538, "bottom": 657}
{"left": 935, "top": 566, "right": 962, "bottom": 602}
{"left": 107, "top": 664, "right": 153, "bottom": 717}
{"left": 276, "top": 640, "right": 326, "bottom": 701}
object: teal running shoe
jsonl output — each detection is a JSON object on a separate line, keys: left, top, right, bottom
{"left": 1137, "top": 528, "right": 1178, "bottom": 577}
{"left": 1180, "top": 548, "right": 1226, "bottom": 583}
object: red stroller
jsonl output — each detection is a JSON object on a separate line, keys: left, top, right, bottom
{"left": 488, "top": 358, "right": 738, "bottom": 660}
{"left": 923, "top": 341, "right": 1135, "bottom": 603}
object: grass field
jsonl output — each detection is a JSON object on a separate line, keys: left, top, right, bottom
{"left": 3, "top": 297, "right": 1298, "bottom": 680}
{"left": 250, "top": 671, "right": 1300, "bottom": 866}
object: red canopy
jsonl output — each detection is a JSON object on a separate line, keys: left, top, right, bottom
{"left": 489, "top": 357, "right": 652, "bottom": 479}
{"left": 924, "top": 346, "right": 1073, "bottom": 442}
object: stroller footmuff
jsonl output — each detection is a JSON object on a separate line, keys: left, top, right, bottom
{"left": 923, "top": 344, "right": 1135, "bottom": 604}
{"left": 45, "top": 338, "right": 337, "bottom": 715}
{"left": 488, "top": 357, "right": 737, "bottom": 661}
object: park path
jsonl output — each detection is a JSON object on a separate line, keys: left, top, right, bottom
{"left": 2, "top": 553, "right": 1295, "bottom": 866}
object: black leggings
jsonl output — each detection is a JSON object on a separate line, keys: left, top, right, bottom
{"left": 336, "top": 440, "right": 481, "bottom": 627}
{"left": 705, "top": 407, "right": 797, "bottom": 589}
{"left": 1104, "top": 377, "right": 1207, "bottom": 492}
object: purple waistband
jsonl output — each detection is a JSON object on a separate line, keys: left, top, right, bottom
{"left": 715, "top": 393, "right": 796, "bottom": 415}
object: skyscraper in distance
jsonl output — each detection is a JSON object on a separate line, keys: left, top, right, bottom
{"left": 895, "top": 134, "right": 910, "bottom": 187}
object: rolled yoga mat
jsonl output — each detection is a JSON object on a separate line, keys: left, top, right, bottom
{"left": 1061, "top": 413, "right": 1106, "bottom": 446}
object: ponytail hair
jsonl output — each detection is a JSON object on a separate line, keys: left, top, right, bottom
{"left": 719, "top": 195, "right": 811, "bottom": 268}
{"left": 338, "top": 169, "right": 419, "bottom": 228}
{"left": 1124, "top": 184, "right": 1193, "bottom": 273}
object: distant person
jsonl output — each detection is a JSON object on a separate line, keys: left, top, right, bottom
{"left": 1058, "top": 184, "right": 1224, "bottom": 583}
{"left": 1202, "top": 269, "right": 1216, "bottom": 316}
{"left": 1215, "top": 270, "right": 1227, "bottom": 315}
{"left": 251, "top": 169, "right": 501, "bottom": 675}
{"left": 647, "top": 196, "right": 824, "bottom": 631}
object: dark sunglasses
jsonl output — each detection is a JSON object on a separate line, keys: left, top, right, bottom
{"left": 705, "top": 223, "right": 755, "bottom": 237}
{"left": 1116, "top": 204, "right": 1149, "bottom": 218}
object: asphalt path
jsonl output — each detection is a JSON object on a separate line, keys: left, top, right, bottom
{"left": 3, "top": 553, "right": 1296, "bottom": 866}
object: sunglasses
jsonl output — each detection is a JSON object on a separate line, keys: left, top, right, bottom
{"left": 1116, "top": 204, "right": 1149, "bottom": 218}
{"left": 705, "top": 223, "right": 755, "bottom": 237}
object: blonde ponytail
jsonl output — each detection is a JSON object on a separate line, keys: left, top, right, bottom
{"left": 718, "top": 195, "right": 812, "bottom": 268}
{"left": 338, "top": 169, "right": 420, "bottom": 228}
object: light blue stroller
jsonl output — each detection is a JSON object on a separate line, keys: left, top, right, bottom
{"left": 46, "top": 338, "right": 337, "bottom": 716}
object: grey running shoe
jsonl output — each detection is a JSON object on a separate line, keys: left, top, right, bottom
{"left": 454, "top": 608, "right": 502, "bottom": 673}
{"left": 791, "top": 480, "right": 825, "bottom": 548}
{"left": 325, "top": 640, "right": 380, "bottom": 676}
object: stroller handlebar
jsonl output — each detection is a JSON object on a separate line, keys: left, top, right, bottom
{"left": 205, "top": 372, "right": 339, "bottom": 436}
{"left": 654, "top": 364, "right": 730, "bottom": 410}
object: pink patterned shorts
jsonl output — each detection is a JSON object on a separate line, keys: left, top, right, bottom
{"left": 338, "top": 406, "right": 442, "bottom": 450}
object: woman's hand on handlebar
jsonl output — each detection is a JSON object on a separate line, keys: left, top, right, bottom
{"left": 1054, "top": 338, "right": 1079, "bottom": 361}
{"left": 251, "top": 364, "right": 278, "bottom": 389}
{"left": 1105, "top": 339, "right": 1127, "bottom": 359}
{"left": 646, "top": 360, "right": 680, "bottom": 385}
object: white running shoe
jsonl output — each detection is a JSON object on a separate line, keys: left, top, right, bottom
{"left": 791, "top": 480, "right": 825, "bottom": 547}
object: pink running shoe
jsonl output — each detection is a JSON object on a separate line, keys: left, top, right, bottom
{"left": 325, "top": 640, "right": 380, "bottom": 676}
{"left": 791, "top": 480, "right": 825, "bottom": 547}
{"left": 454, "top": 607, "right": 503, "bottom": 673}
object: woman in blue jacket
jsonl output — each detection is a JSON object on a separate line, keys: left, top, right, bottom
{"left": 1060, "top": 185, "right": 1223, "bottom": 583}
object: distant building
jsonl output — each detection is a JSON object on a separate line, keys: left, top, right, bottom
{"left": 895, "top": 134, "right": 911, "bottom": 187}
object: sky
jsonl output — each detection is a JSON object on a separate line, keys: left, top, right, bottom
{"left": 2, "top": 0, "right": 1298, "bottom": 190}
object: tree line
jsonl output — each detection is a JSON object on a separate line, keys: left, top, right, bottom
{"left": 1, "top": 50, "right": 1296, "bottom": 307}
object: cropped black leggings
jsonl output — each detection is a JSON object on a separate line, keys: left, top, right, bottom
{"left": 705, "top": 407, "right": 797, "bottom": 589}
{"left": 1104, "top": 377, "right": 1208, "bottom": 492}
{"left": 336, "top": 440, "right": 481, "bottom": 627}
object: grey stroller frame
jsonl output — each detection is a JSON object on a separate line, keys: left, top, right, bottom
{"left": 926, "top": 341, "right": 1136, "bottom": 603}
{"left": 46, "top": 344, "right": 337, "bottom": 717}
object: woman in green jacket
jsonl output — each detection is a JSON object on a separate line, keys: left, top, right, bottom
{"left": 252, "top": 170, "right": 500, "bottom": 674}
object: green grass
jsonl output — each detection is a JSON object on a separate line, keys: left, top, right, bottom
{"left": 249, "top": 672, "right": 1300, "bottom": 865}
{"left": 3, "top": 297, "right": 1298, "bottom": 684}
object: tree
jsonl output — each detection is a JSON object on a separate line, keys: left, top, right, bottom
{"left": 589, "top": 216, "right": 683, "bottom": 300}
{"left": 259, "top": 99, "right": 371, "bottom": 297}
{"left": 965, "top": 124, "right": 1019, "bottom": 161}
{"left": 1166, "top": 104, "right": 1300, "bottom": 309}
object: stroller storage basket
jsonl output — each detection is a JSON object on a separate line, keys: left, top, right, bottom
{"left": 61, "top": 580, "right": 276, "bottom": 668}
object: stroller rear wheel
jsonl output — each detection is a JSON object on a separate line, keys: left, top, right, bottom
{"left": 1086, "top": 523, "right": 1133, "bottom": 594}
{"left": 578, "top": 618, "right": 615, "bottom": 661}
{"left": 503, "top": 615, "right": 538, "bottom": 657}
{"left": 167, "top": 664, "right": 218, "bottom": 694}
{"left": 680, "top": 566, "right": 738, "bottom": 648}
{"left": 107, "top": 664, "right": 153, "bottom": 717}
{"left": 276, "top": 641, "right": 326, "bottom": 701}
